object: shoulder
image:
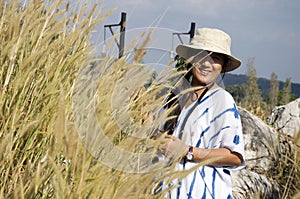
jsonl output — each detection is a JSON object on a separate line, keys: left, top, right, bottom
{"left": 207, "top": 87, "right": 235, "bottom": 102}
{"left": 201, "top": 88, "right": 237, "bottom": 115}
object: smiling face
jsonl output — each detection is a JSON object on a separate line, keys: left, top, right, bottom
{"left": 191, "top": 52, "right": 225, "bottom": 87}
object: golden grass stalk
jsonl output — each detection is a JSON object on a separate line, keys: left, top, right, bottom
{"left": 0, "top": 0, "right": 109, "bottom": 197}
{"left": 266, "top": 130, "right": 300, "bottom": 198}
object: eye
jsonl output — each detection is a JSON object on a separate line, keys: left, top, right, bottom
{"left": 211, "top": 55, "right": 220, "bottom": 61}
{"left": 211, "top": 54, "right": 224, "bottom": 64}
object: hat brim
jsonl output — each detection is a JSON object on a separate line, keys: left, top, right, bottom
{"left": 176, "top": 44, "right": 241, "bottom": 72}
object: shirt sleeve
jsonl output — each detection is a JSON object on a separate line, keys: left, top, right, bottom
{"left": 215, "top": 90, "right": 246, "bottom": 170}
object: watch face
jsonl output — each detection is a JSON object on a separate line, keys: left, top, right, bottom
{"left": 186, "top": 146, "right": 193, "bottom": 160}
{"left": 187, "top": 153, "right": 193, "bottom": 160}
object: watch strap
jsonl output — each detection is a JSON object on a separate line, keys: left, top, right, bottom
{"left": 186, "top": 146, "right": 194, "bottom": 161}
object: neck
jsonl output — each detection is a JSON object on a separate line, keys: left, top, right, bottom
{"left": 185, "top": 82, "right": 217, "bottom": 106}
{"left": 191, "top": 80, "right": 216, "bottom": 91}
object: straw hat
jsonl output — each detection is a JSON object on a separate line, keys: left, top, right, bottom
{"left": 176, "top": 28, "right": 241, "bottom": 72}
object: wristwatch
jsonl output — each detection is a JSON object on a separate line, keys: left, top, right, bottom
{"left": 186, "top": 146, "right": 194, "bottom": 161}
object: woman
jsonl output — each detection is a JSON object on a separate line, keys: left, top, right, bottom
{"left": 164, "top": 28, "right": 246, "bottom": 199}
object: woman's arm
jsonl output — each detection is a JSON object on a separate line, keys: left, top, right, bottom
{"left": 183, "top": 146, "right": 243, "bottom": 167}
{"left": 165, "top": 135, "right": 243, "bottom": 167}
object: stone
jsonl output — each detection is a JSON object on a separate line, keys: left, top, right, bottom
{"left": 267, "top": 98, "right": 300, "bottom": 138}
{"left": 232, "top": 107, "right": 280, "bottom": 198}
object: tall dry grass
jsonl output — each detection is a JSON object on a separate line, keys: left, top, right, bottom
{"left": 0, "top": 1, "right": 192, "bottom": 198}
{"left": 268, "top": 131, "right": 300, "bottom": 199}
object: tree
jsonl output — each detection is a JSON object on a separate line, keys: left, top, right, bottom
{"left": 226, "top": 84, "right": 247, "bottom": 104}
{"left": 278, "top": 77, "right": 292, "bottom": 105}
{"left": 268, "top": 72, "right": 279, "bottom": 111}
{"left": 245, "top": 58, "right": 262, "bottom": 104}
{"left": 244, "top": 58, "right": 267, "bottom": 118}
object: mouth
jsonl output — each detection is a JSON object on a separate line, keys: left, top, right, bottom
{"left": 198, "top": 67, "right": 212, "bottom": 76}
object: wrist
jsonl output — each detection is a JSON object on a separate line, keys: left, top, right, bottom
{"left": 185, "top": 146, "right": 194, "bottom": 161}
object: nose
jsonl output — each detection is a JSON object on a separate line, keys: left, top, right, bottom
{"left": 200, "top": 60, "right": 212, "bottom": 68}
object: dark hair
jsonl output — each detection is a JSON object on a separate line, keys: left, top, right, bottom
{"left": 162, "top": 55, "right": 191, "bottom": 134}
{"left": 221, "top": 55, "right": 228, "bottom": 73}
{"left": 220, "top": 55, "right": 228, "bottom": 80}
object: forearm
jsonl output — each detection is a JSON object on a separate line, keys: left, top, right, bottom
{"left": 184, "top": 146, "right": 243, "bottom": 167}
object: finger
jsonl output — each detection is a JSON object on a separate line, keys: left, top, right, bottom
{"left": 165, "top": 135, "right": 174, "bottom": 140}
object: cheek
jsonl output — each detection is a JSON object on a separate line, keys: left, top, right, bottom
{"left": 214, "top": 64, "right": 223, "bottom": 73}
{"left": 191, "top": 67, "right": 198, "bottom": 76}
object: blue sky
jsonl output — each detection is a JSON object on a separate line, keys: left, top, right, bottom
{"left": 85, "top": 0, "right": 300, "bottom": 83}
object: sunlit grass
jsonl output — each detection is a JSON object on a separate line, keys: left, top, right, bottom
{"left": 270, "top": 131, "right": 300, "bottom": 199}
{"left": 0, "top": 1, "right": 191, "bottom": 198}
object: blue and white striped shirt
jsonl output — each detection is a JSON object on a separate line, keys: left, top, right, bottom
{"left": 169, "top": 87, "right": 245, "bottom": 199}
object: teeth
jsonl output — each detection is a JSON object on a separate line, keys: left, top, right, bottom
{"left": 198, "top": 68, "right": 211, "bottom": 76}
{"left": 200, "top": 69, "right": 210, "bottom": 73}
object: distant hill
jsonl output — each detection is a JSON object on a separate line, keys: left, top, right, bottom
{"left": 223, "top": 74, "right": 300, "bottom": 98}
